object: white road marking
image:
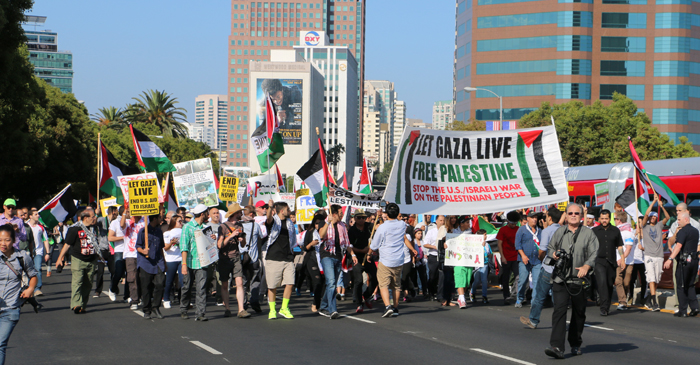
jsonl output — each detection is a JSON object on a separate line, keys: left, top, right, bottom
{"left": 567, "top": 321, "right": 613, "bottom": 331}
{"left": 340, "top": 314, "right": 376, "bottom": 324}
{"left": 471, "top": 348, "right": 537, "bottom": 365}
{"left": 190, "top": 341, "right": 222, "bottom": 355}
{"left": 133, "top": 309, "right": 145, "bottom": 317}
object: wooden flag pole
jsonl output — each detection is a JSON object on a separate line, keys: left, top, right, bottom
{"left": 144, "top": 216, "right": 149, "bottom": 252}
{"left": 633, "top": 168, "right": 640, "bottom": 220}
{"left": 96, "top": 133, "right": 101, "bottom": 210}
{"left": 363, "top": 210, "right": 382, "bottom": 265}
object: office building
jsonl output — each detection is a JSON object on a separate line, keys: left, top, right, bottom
{"left": 453, "top": 0, "right": 700, "bottom": 149}
{"left": 24, "top": 16, "right": 73, "bottom": 93}
{"left": 407, "top": 118, "right": 430, "bottom": 129}
{"left": 228, "top": 0, "right": 366, "bottom": 167}
{"left": 186, "top": 123, "right": 206, "bottom": 143}
{"left": 362, "top": 109, "right": 381, "bottom": 162}
{"left": 248, "top": 57, "right": 325, "bottom": 177}
{"left": 393, "top": 99, "right": 406, "bottom": 148}
{"left": 194, "top": 95, "right": 229, "bottom": 157}
{"left": 432, "top": 100, "right": 453, "bottom": 130}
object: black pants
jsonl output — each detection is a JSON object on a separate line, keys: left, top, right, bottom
{"left": 676, "top": 260, "right": 699, "bottom": 313}
{"left": 110, "top": 253, "right": 126, "bottom": 296}
{"left": 499, "top": 260, "right": 519, "bottom": 299}
{"left": 550, "top": 282, "right": 587, "bottom": 350}
{"left": 441, "top": 265, "right": 455, "bottom": 302}
{"left": 594, "top": 258, "right": 616, "bottom": 311}
{"left": 629, "top": 263, "right": 647, "bottom": 303}
{"left": 401, "top": 262, "right": 415, "bottom": 294}
{"left": 140, "top": 268, "right": 165, "bottom": 313}
{"left": 416, "top": 264, "right": 428, "bottom": 294}
{"left": 352, "top": 257, "right": 377, "bottom": 304}
{"left": 427, "top": 256, "right": 440, "bottom": 298}
{"left": 303, "top": 254, "right": 325, "bottom": 308}
{"left": 94, "top": 249, "right": 114, "bottom": 294}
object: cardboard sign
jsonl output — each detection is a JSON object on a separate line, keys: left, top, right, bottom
{"left": 118, "top": 172, "right": 163, "bottom": 203}
{"left": 246, "top": 174, "right": 282, "bottom": 205}
{"left": 219, "top": 176, "right": 240, "bottom": 202}
{"left": 99, "top": 197, "right": 120, "bottom": 215}
{"left": 444, "top": 233, "right": 485, "bottom": 268}
{"left": 194, "top": 226, "right": 219, "bottom": 267}
{"left": 128, "top": 178, "right": 160, "bottom": 216}
{"left": 594, "top": 182, "right": 610, "bottom": 206}
{"left": 557, "top": 201, "right": 567, "bottom": 212}
{"left": 295, "top": 189, "right": 317, "bottom": 224}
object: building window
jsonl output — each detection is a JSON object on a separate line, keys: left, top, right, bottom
{"left": 655, "top": 12, "right": 694, "bottom": 29}
{"left": 600, "top": 84, "right": 645, "bottom": 100}
{"left": 601, "top": 36, "right": 646, "bottom": 52}
{"left": 653, "top": 85, "right": 690, "bottom": 100}
{"left": 654, "top": 37, "right": 698, "bottom": 53}
{"left": 477, "top": 11, "right": 592, "bottom": 29}
{"left": 601, "top": 13, "right": 647, "bottom": 29}
{"left": 477, "top": 35, "right": 592, "bottom": 52}
{"left": 600, "top": 61, "right": 645, "bottom": 76}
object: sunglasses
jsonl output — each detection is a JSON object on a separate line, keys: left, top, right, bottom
{"left": 567, "top": 212, "right": 581, "bottom": 216}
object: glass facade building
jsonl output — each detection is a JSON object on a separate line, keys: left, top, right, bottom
{"left": 453, "top": 0, "right": 700, "bottom": 149}
{"left": 25, "top": 23, "right": 74, "bottom": 93}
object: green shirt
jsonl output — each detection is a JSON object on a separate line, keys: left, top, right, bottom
{"left": 180, "top": 220, "right": 205, "bottom": 269}
{"left": 546, "top": 225, "right": 599, "bottom": 284}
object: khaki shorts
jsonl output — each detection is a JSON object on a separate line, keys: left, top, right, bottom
{"left": 218, "top": 256, "right": 243, "bottom": 282}
{"left": 644, "top": 256, "right": 664, "bottom": 283}
{"left": 264, "top": 259, "right": 295, "bottom": 289}
{"left": 377, "top": 262, "right": 402, "bottom": 291}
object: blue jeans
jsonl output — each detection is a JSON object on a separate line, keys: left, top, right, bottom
{"left": 529, "top": 269, "right": 552, "bottom": 327}
{"left": 164, "top": 261, "right": 184, "bottom": 301}
{"left": 517, "top": 261, "right": 541, "bottom": 303}
{"left": 320, "top": 257, "right": 341, "bottom": 313}
{"left": 0, "top": 308, "right": 20, "bottom": 365}
{"left": 471, "top": 265, "right": 490, "bottom": 297}
{"left": 33, "top": 255, "right": 43, "bottom": 290}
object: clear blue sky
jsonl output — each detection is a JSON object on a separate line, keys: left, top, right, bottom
{"left": 28, "top": 0, "right": 455, "bottom": 125}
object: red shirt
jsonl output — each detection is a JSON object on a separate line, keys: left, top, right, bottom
{"left": 496, "top": 225, "right": 519, "bottom": 262}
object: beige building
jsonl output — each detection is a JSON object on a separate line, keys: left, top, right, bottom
{"left": 393, "top": 99, "right": 406, "bottom": 148}
{"left": 362, "top": 110, "right": 380, "bottom": 161}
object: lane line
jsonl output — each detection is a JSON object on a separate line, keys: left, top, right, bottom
{"left": 190, "top": 341, "right": 222, "bottom": 355}
{"left": 567, "top": 321, "right": 613, "bottom": 331}
{"left": 340, "top": 314, "right": 376, "bottom": 324}
{"left": 133, "top": 309, "right": 145, "bottom": 317}
{"left": 470, "top": 348, "right": 537, "bottom": 365}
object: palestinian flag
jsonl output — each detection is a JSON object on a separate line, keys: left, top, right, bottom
{"left": 472, "top": 215, "right": 500, "bottom": 242}
{"left": 628, "top": 137, "right": 680, "bottom": 206}
{"left": 99, "top": 141, "right": 140, "bottom": 204}
{"left": 516, "top": 129, "right": 558, "bottom": 198}
{"left": 358, "top": 158, "right": 373, "bottom": 194}
{"left": 252, "top": 94, "right": 285, "bottom": 173}
{"left": 129, "top": 124, "right": 176, "bottom": 173}
{"left": 38, "top": 185, "right": 78, "bottom": 230}
{"left": 615, "top": 179, "right": 649, "bottom": 219}
{"left": 162, "top": 173, "right": 179, "bottom": 213}
{"left": 297, "top": 150, "right": 331, "bottom": 207}
{"left": 276, "top": 164, "right": 285, "bottom": 192}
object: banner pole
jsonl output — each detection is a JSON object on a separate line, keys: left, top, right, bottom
{"left": 97, "top": 133, "right": 101, "bottom": 208}
{"left": 363, "top": 211, "right": 382, "bottom": 265}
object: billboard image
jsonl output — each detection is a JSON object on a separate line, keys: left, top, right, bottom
{"left": 172, "top": 158, "right": 218, "bottom": 210}
{"left": 256, "top": 78, "right": 303, "bottom": 145}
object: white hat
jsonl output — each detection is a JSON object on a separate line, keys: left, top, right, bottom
{"left": 586, "top": 214, "right": 595, "bottom": 219}
{"left": 192, "top": 204, "right": 208, "bottom": 215}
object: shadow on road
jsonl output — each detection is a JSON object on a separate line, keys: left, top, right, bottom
{"left": 583, "top": 343, "right": 638, "bottom": 353}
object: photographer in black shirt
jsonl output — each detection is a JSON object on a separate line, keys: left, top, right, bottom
{"left": 663, "top": 212, "right": 700, "bottom": 317}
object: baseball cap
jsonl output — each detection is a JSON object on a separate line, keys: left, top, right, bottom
{"left": 225, "top": 203, "right": 243, "bottom": 218}
{"left": 255, "top": 200, "right": 268, "bottom": 208}
{"left": 192, "top": 204, "right": 208, "bottom": 215}
{"left": 527, "top": 211, "right": 539, "bottom": 218}
{"left": 649, "top": 211, "right": 658, "bottom": 218}
{"left": 3, "top": 199, "right": 16, "bottom": 207}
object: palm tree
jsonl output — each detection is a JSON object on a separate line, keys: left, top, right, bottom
{"left": 90, "top": 106, "right": 127, "bottom": 130}
{"left": 127, "top": 89, "right": 189, "bottom": 138}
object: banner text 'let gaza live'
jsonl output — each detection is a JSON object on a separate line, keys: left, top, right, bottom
{"left": 383, "top": 126, "right": 568, "bottom": 215}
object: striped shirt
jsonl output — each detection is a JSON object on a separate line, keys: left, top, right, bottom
{"left": 180, "top": 220, "right": 205, "bottom": 269}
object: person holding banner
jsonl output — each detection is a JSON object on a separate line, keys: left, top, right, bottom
{"left": 514, "top": 211, "right": 543, "bottom": 308}
{"left": 179, "top": 204, "right": 216, "bottom": 321}
{"left": 264, "top": 200, "right": 297, "bottom": 320}
{"left": 123, "top": 208, "right": 145, "bottom": 310}
{"left": 135, "top": 214, "right": 166, "bottom": 320}
{"left": 423, "top": 216, "right": 445, "bottom": 302}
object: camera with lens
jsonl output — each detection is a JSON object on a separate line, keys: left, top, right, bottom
{"left": 544, "top": 249, "right": 572, "bottom": 281}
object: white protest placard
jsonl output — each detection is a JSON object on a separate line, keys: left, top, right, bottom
{"left": 118, "top": 173, "right": 163, "bottom": 203}
{"left": 328, "top": 183, "right": 381, "bottom": 209}
{"left": 172, "top": 158, "right": 218, "bottom": 210}
{"left": 295, "top": 189, "right": 317, "bottom": 224}
{"left": 280, "top": 193, "right": 296, "bottom": 210}
{"left": 383, "top": 126, "right": 568, "bottom": 214}
{"left": 194, "top": 226, "right": 219, "bottom": 267}
{"left": 444, "top": 233, "right": 485, "bottom": 268}
{"left": 247, "top": 174, "right": 282, "bottom": 205}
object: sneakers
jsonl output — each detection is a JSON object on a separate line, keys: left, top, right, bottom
{"left": 143, "top": 312, "right": 151, "bottom": 319}
{"left": 458, "top": 298, "right": 467, "bottom": 309}
{"left": 652, "top": 303, "right": 660, "bottom": 312}
{"left": 34, "top": 289, "right": 44, "bottom": 296}
{"left": 181, "top": 312, "right": 189, "bottom": 320}
{"left": 330, "top": 311, "right": 340, "bottom": 319}
{"left": 93, "top": 293, "right": 100, "bottom": 298}
{"left": 319, "top": 309, "right": 331, "bottom": 317}
{"left": 545, "top": 347, "right": 565, "bottom": 359}
{"left": 250, "top": 302, "right": 262, "bottom": 313}
{"left": 468, "top": 292, "right": 474, "bottom": 303}
{"left": 268, "top": 311, "right": 277, "bottom": 320}
{"left": 216, "top": 301, "right": 224, "bottom": 307}
{"left": 382, "top": 306, "right": 394, "bottom": 318}
{"left": 224, "top": 309, "right": 232, "bottom": 317}
{"left": 482, "top": 296, "right": 489, "bottom": 304}
{"left": 520, "top": 316, "right": 536, "bottom": 329}
{"left": 571, "top": 347, "right": 582, "bottom": 356}
{"left": 617, "top": 304, "right": 628, "bottom": 311}
{"left": 391, "top": 307, "right": 399, "bottom": 317}
{"left": 356, "top": 305, "right": 364, "bottom": 314}
{"left": 153, "top": 308, "right": 163, "bottom": 319}
{"left": 163, "top": 301, "right": 171, "bottom": 309}
{"left": 107, "top": 290, "right": 116, "bottom": 302}
{"left": 600, "top": 308, "right": 608, "bottom": 316}
{"left": 130, "top": 304, "right": 138, "bottom": 310}
{"left": 278, "top": 307, "right": 294, "bottom": 319}
{"left": 238, "top": 310, "right": 251, "bottom": 318}
{"left": 195, "top": 316, "right": 208, "bottom": 321}
{"left": 514, "top": 301, "right": 523, "bottom": 308}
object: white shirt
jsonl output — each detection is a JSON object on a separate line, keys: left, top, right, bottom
{"left": 423, "top": 227, "right": 439, "bottom": 257}
{"left": 123, "top": 218, "right": 145, "bottom": 259}
{"left": 163, "top": 228, "right": 182, "bottom": 262}
{"left": 633, "top": 235, "right": 644, "bottom": 264}
{"left": 616, "top": 223, "right": 635, "bottom": 265}
{"left": 254, "top": 215, "right": 268, "bottom": 238}
{"left": 109, "top": 218, "right": 125, "bottom": 253}
{"left": 29, "top": 223, "right": 47, "bottom": 256}
{"left": 403, "top": 234, "right": 412, "bottom": 264}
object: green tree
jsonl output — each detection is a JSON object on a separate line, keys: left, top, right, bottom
{"left": 446, "top": 119, "right": 486, "bottom": 131}
{"left": 326, "top": 143, "right": 345, "bottom": 170}
{"left": 374, "top": 161, "right": 393, "bottom": 184}
{"left": 518, "top": 93, "right": 698, "bottom": 166}
{"left": 126, "top": 90, "right": 189, "bottom": 138}
{"left": 91, "top": 106, "right": 126, "bottom": 130}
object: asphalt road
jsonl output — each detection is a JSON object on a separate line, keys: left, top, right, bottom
{"left": 9, "top": 268, "right": 700, "bottom": 365}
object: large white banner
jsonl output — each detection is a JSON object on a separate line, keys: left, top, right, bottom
{"left": 328, "top": 183, "right": 381, "bottom": 209}
{"left": 444, "top": 233, "right": 485, "bottom": 268}
{"left": 247, "top": 173, "right": 282, "bottom": 205}
{"left": 172, "top": 158, "right": 218, "bottom": 210}
{"left": 383, "top": 126, "right": 568, "bottom": 215}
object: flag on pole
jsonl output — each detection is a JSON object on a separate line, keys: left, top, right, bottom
{"left": 38, "top": 185, "right": 78, "bottom": 230}
{"left": 99, "top": 141, "right": 140, "bottom": 204}
{"left": 645, "top": 172, "right": 680, "bottom": 205}
{"left": 341, "top": 172, "right": 349, "bottom": 190}
{"left": 129, "top": 124, "right": 177, "bottom": 173}
{"left": 358, "top": 158, "right": 373, "bottom": 194}
{"left": 275, "top": 165, "right": 285, "bottom": 192}
{"left": 162, "top": 173, "right": 179, "bottom": 213}
{"left": 251, "top": 103, "right": 285, "bottom": 173}
{"left": 266, "top": 93, "right": 279, "bottom": 140}
{"left": 615, "top": 181, "right": 649, "bottom": 219}
{"left": 628, "top": 136, "right": 669, "bottom": 209}
{"left": 296, "top": 150, "right": 329, "bottom": 207}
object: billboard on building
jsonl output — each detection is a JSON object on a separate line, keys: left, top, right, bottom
{"left": 299, "top": 30, "right": 329, "bottom": 47}
{"left": 256, "top": 78, "right": 303, "bottom": 145}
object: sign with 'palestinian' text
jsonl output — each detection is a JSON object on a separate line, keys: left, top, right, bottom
{"left": 128, "top": 178, "right": 160, "bottom": 216}
{"left": 444, "top": 233, "right": 485, "bottom": 268}
{"left": 328, "top": 183, "right": 381, "bottom": 209}
{"left": 383, "top": 126, "right": 568, "bottom": 215}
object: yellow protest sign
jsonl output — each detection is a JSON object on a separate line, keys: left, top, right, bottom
{"left": 295, "top": 189, "right": 317, "bottom": 224}
{"left": 219, "top": 176, "right": 239, "bottom": 202}
{"left": 557, "top": 201, "right": 568, "bottom": 212}
{"left": 99, "top": 197, "right": 120, "bottom": 215}
{"left": 128, "top": 178, "right": 160, "bottom": 216}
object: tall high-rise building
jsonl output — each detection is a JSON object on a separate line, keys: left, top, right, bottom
{"left": 194, "top": 95, "right": 229, "bottom": 157}
{"left": 228, "top": 0, "right": 365, "bottom": 168}
{"left": 362, "top": 109, "right": 381, "bottom": 163}
{"left": 24, "top": 16, "right": 74, "bottom": 93}
{"left": 453, "top": 0, "right": 700, "bottom": 150}
{"left": 364, "top": 80, "right": 395, "bottom": 155}
{"left": 393, "top": 99, "right": 406, "bottom": 148}
{"left": 432, "top": 100, "right": 453, "bottom": 130}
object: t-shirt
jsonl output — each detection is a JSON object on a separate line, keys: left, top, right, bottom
{"left": 163, "top": 228, "right": 182, "bottom": 262}
{"left": 642, "top": 224, "right": 664, "bottom": 258}
{"left": 218, "top": 222, "right": 240, "bottom": 259}
{"left": 29, "top": 224, "right": 47, "bottom": 256}
{"left": 369, "top": 219, "right": 407, "bottom": 268}
{"left": 496, "top": 224, "right": 519, "bottom": 262}
{"left": 64, "top": 226, "right": 99, "bottom": 262}
{"left": 266, "top": 219, "right": 293, "bottom": 262}
{"left": 423, "top": 227, "right": 440, "bottom": 257}
{"left": 674, "top": 224, "right": 699, "bottom": 257}
{"left": 348, "top": 224, "right": 371, "bottom": 261}
{"left": 109, "top": 218, "right": 125, "bottom": 253}
{"left": 616, "top": 224, "right": 636, "bottom": 265}
{"left": 123, "top": 218, "right": 145, "bottom": 259}
{"left": 633, "top": 236, "right": 644, "bottom": 264}
{"left": 403, "top": 234, "right": 412, "bottom": 264}
{"left": 208, "top": 222, "right": 221, "bottom": 239}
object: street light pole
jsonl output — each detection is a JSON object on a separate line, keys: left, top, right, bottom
{"left": 464, "top": 86, "right": 503, "bottom": 124}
